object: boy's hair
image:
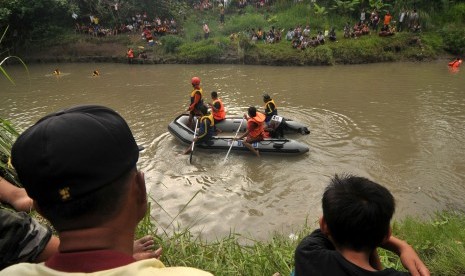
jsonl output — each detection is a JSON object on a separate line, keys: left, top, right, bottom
{"left": 248, "top": 106, "right": 257, "bottom": 117}
{"left": 211, "top": 91, "right": 218, "bottom": 98}
{"left": 322, "top": 174, "right": 395, "bottom": 251}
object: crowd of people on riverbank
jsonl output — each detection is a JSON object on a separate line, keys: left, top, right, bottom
{"left": 74, "top": 12, "right": 178, "bottom": 39}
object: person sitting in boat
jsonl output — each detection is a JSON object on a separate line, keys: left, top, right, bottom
{"left": 184, "top": 105, "right": 214, "bottom": 155}
{"left": 266, "top": 115, "right": 287, "bottom": 139}
{"left": 209, "top": 91, "right": 226, "bottom": 133}
{"left": 449, "top": 57, "right": 462, "bottom": 68}
{"left": 263, "top": 93, "right": 278, "bottom": 124}
{"left": 53, "top": 68, "right": 60, "bottom": 75}
{"left": 187, "top": 76, "right": 204, "bottom": 128}
{"left": 209, "top": 91, "right": 226, "bottom": 124}
{"left": 235, "top": 106, "right": 268, "bottom": 157}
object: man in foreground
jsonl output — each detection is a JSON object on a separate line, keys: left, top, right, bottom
{"left": 294, "top": 174, "right": 430, "bottom": 276}
{"left": 2, "top": 105, "right": 211, "bottom": 275}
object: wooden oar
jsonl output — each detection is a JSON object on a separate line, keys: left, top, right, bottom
{"left": 223, "top": 119, "right": 244, "bottom": 163}
{"left": 189, "top": 118, "right": 199, "bottom": 164}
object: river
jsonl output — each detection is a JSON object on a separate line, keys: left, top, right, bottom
{"left": 1, "top": 62, "right": 464, "bottom": 239}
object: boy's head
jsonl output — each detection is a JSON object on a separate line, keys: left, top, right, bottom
{"left": 248, "top": 106, "right": 257, "bottom": 117}
{"left": 211, "top": 91, "right": 218, "bottom": 99}
{"left": 321, "top": 174, "right": 395, "bottom": 251}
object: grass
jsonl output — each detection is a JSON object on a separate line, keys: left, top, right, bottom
{"left": 136, "top": 204, "right": 465, "bottom": 276}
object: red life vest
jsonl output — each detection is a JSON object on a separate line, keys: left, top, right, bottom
{"left": 212, "top": 98, "right": 226, "bottom": 121}
{"left": 247, "top": 112, "right": 266, "bottom": 138}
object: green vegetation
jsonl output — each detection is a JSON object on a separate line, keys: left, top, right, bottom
{"left": 137, "top": 207, "right": 465, "bottom": 276}
{"left": 1, "top": 0, "right": 464, "bottom": 65}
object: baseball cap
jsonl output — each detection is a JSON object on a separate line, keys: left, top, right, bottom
{"left": 11, "top": 105, "right": 141, "bottom": 204}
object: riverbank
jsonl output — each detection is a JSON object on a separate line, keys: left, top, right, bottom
{"left": 14, "top": 30, "right": 448, "bottom": 66}
{"left": 142, "top": 210, "right": 465, "bottom": 276}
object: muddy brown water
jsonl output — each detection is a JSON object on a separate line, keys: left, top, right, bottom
{"left": 1, "top": 62, "right": 464, "bottom": 239}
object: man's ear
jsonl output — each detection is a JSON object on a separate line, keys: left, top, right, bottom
{"left": 319, "top": 216, "right": 331, "bottom": 236}
{"left": 135, "top": 171, "right": 147, "bottom": 203}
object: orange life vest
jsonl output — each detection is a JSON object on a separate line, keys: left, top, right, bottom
{"left": 212, "top": 98, "right": 226, "bottom": 121}
{"left": 449, "top": 60, "right": 462, "bottom": 68}
{"left": 247, "top": 112, "right": 266, "bottom": 138}
{"left": 127, "top": 49, "right": 134, "bottom": 58}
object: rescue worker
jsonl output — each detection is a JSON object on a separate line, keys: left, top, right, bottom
{"left": 235, "top": 106, "right": 268, "bottom": 157}
{"left": 184, "top": 105, "right": 214, "bottom": 154}
{"left": 263, "top": 93, "right": 278, "bottom": 123}
{"left": 187, "top": 76, "right": 204, "bottom": 128}
{"left": 209, "top": 91, "right": 226, "bottom": 123}
{"left": 209, "top": 91, "right": 226, "bottom": 133}
{"left": 127, "top": 48, "right": 134, "bottom": 64}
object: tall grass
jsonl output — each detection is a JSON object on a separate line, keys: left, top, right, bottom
{"left": 136, "top": 202, "right": 465, "bottom": 276}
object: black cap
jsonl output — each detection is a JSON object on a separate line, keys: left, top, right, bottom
{"left": 12, "top": 105, "right": 140, "bottom": 204}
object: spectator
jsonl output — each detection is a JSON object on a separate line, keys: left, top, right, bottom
{"left": 398, "top": 9, "right": 406, "bottom": 32}
{"left": 328, "top": 27, "right": 337, "bottom": 42}
{"left": 203, "top": 22, "right": 210, "bottom": 39}
{"left": 294, "top": 174, "right": 430, "bottom": 276}
{"left": 317, "top": 32, "right": 325, "bottom": 44}
{"left": 303, "top": 25, "right": 311, "bottom": 38}
{"left": 384, "top": 11, "right": 392, "bottom": 27}
{"left": 2, "top": 105, "right": 213, "bottom": 275}
{"left": 360, "top": 8, "right": 366, "bottom": 23}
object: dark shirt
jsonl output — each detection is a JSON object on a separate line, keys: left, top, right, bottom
{"left": 294, "top": 229, "right": 410, "bottom": 276}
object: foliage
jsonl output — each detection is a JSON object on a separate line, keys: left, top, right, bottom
{"left": 160, "top": 35, "right": 184, "bottom": 54}
{"left": 368, "top": 0, "right": 393, "bottom": 13}
{"left": 0, "top": 119, "right": 20, "bottom": 186}
{"left": 135, "top": 205, "right": 465, "bottom": 276}
{"left": 178, "top": 39, "right": 224, "bottom": 62}
{"left": 331, "top": 0, "right": 360, "bottom": 16}
{"left": 313, "top": 3, "right": 328, "bottom": 18}
{"left": 440, "top": 27, "right": 465, "bottom": 55}
{"left": 221, "top": 13, "right": 268, "bottom": 36}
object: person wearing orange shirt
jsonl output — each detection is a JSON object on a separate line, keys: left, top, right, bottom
{"left": 235, "top": 106, "right": 268, "bottom": 157}
{"left": 384, "top": 11, "right": 392, "bottom": 27}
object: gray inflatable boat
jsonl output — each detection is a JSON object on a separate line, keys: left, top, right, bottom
{"left": 168, "top": 114, "right": 310, "bottom": 155}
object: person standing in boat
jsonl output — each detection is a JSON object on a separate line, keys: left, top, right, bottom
{"left": 184, "top": 105, "right": 215, "bottom": 155}
{"left": 235, "top": 106, "right": 268, "bottom": 157}
{"left": 263, "top": 93, "right": 278, "bottom": 124}
{"left": 187, "top": 76, "right": 204, "bottom": 128}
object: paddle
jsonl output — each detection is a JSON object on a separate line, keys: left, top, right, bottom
{"left": 189, "top": 118, "right": 199, "bottom": 164}
{"left": 223, "top": 118, "right": 244, "bottom": 163}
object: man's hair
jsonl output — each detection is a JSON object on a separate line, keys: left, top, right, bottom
{"left": 37, "top": 167, "right": 135, "bottom": 231}
{"left": 211, "top": 91, "right": 218, "bottom": 98}
{"left": 322, "top": 174, "right": 395, "bottom": 251}
{"left": 248, "top": 106, "right": 257, "bottom": 117}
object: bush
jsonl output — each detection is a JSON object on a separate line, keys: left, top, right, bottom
{"left": 178, "top": 39, "right": 224, "bottom": 62}
{"left": 441, "top": 27, "right": 465, "bottom": 55}
{"left": 305, "top": 45, "right": 334, "bottom": 65}
{"left": 160, "top": 35, "right": 184, "bottom": 54}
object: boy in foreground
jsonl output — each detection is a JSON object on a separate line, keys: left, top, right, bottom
{"left": 294, "top": 174, "right": 430, "bottom": 276}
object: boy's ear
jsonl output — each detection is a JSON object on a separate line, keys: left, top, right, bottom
{"left": 319, "top": 216, "right": 331, "bottom": 236}
{"left": 382, "top": 226, "right": 392, "bottom": 243}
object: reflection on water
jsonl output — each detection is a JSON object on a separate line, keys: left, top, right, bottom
{"left": 1, "top": 61, "right": 465, "bottom": 239}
